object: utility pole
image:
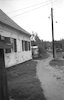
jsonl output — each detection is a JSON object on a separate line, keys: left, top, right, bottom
{"left": 51, "top": 7, "right": 55, "bottom": 58}
{"left": 0, "top": 49, "right": 9, "bottom": 100}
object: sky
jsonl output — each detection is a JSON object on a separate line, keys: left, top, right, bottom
{"left": 0, "top": 0, "right": 64, "bottom": 41}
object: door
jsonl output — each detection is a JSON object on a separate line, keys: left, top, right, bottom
{"left": 0, "top": 49, "right": 9, "bottom": 100}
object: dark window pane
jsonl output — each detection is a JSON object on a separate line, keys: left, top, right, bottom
{"left": 5, "top": 48, "right": 11, "bottom": 53}
{"left": 22, "top": 40, "right": 25, "bottom": 51}
{"left": 5, "top": 37, "right": 11, "bottom": 43}
{"left": 5, "top": 37, "right": 11, "bottom": 53}
{"left": 25, "top": 41, "right": 27, "bottom": 51}
{"left": 29, "top": 42, "right": 30, "bottom": 50}
{"left": 14, "top": 39, "right": 17, "bottom": 52}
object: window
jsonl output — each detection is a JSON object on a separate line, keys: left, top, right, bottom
{"left": 22, "top": 40, "right": 31, "bottom": 51}
{"left": 5, "top": 37, "right": 10, "bottom": 43}
{"left": 14, "top": 39, "right": 17, "bottom": 52}
{"left": 5, "top": 37, "right": 17, "bottom": 53}
{"left": 5, "top": 37, "right": 11, "bottom": 53}
{"left": 25, "top": 41, "right": 28, "bottom": 51}
{"left": 1, "top": 36, "right": 5, "bottom": 41}
{"left": 5, "top": 48, "right": 11, "bottom": 53}
{"left": 27, "top": 42, "right": 30, "bottom": 51}
{"left": 28, "top": 42, "right": 30, "bottom": 50}
{"left": 27, "top": 42, "right": 29, "bottom": 50}
{"left": 22, "top": 40, "right": 25, "bottom": 51}
{"left": 22, "top": 40, "right": 23, "bottom": 51}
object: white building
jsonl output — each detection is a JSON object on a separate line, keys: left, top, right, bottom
{"left": 0, "top": 9, "right": 32, "bottom": 67}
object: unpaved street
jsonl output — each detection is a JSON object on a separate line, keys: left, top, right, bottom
{"left": 37, "top": 54, "right": 64, "bottom": 100}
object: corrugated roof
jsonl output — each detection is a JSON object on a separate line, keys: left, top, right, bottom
{"left": 0, "top": 9, "right": 31, "bottom": 36}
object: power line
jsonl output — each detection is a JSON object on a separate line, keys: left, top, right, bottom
{"left": 11, "top": 0, "right": 56, "bottom": 18}
{"left": 7, "top": 0, "right": 51, "bottom": 14}
{"left": 8, "top": 0, "right": 56, "bottom": 14}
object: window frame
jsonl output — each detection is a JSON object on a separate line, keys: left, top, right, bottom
{"left": 5, "top": 37, "right": 17, "bottom": 53}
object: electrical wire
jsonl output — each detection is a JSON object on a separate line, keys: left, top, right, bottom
{"left": 11, "top": 0, "right": 56, "bottom": 18}
{"left": 7, "top": 0, "right": 51, "bottom": 14}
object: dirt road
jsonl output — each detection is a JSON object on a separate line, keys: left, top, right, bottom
{"left": 37, "top": 54, "right": 64, "bottom": 100}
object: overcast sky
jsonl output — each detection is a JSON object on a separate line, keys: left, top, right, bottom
{"left": 0, "top": 0, "right": 64, "bottom": 41}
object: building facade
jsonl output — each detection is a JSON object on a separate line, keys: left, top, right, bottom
{"left": 0, "top": 10, "right": 32, "bottom": 67}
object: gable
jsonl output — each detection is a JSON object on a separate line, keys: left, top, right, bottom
{"left": 0, "top": 9, "right": 31, "bottom": 36}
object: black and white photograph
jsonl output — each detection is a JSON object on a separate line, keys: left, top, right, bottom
{"left": 0, "top": 0, "right": 64, "bottom": 100}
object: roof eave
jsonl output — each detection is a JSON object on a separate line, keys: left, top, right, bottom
{"left": 0, "top": 21, "right": 31, "bottom": 37}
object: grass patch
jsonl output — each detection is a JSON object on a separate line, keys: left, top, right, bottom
{"left": 49, "top": 59, "right": 64, "bottom": 69}
{"left": 7, "top": 60, "right": 46, "bottom": 100}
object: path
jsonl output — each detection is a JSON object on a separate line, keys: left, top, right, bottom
{"left": 37, "top": 54, "right": 64, "bottom": 100}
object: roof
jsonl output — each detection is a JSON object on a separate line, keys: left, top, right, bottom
{"left": 0, "top": 9, "right": 31, "bottom": 36}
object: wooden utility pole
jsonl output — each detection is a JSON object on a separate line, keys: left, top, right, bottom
{"left": 0, "top": 49, "right": 9, "bottom": 100}
{"left": 51, "top": 8, "right": 55, "bottom": 58}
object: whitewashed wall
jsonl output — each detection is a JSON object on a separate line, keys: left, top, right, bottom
{"left": 0, "top": 23, "right": 32, "bottom": 67}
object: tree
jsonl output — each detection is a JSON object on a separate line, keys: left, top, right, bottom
{"left": 31, "top": 32, "right": 48, "bottom": 57}
{"left": 34, "top": 33, "right": 46, "bottom": 55}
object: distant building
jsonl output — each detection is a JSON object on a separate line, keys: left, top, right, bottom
{"left": 31, "top": 46, "right": 39, "bottom": 58}
{"left": 54, "top": 40, "right": 64, "bottom": 58}
{"left": 31, "top": 37, "right": 39, "bottom": 58}
{"left": 0, "top": 9, "right": 32, "bottom": 67}
{"left": 55, "top": 41, "right": 62, "bottom": 49}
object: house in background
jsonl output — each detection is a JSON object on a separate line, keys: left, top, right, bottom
{"left": 31, "top": 46, "right": 39, "bottom": 58}
{"left": 31, "top": 35, "right": 39, "bottom": 58}
{"left": 0, "top": 9, "right": 32, "bottom": 67}
{"left": 54, "top": 40, "right": 64, "bottom": 58}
